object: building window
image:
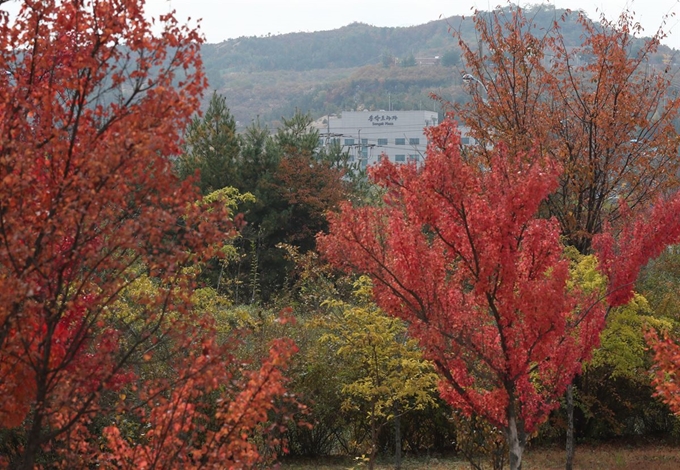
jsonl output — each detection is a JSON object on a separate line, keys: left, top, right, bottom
{"left": 377, "top": 138, "right": 388, "bottom": 146}
{"left": 395, "top": 138, "right": 406, "bottom": 145}
{"left": 395, "top": 154, "right": 406, "bottom": 162}
{"left": 361, "top": 139, "right": 368, "bottom": 157}
{"left": 408, "top": 154, "right": 419, "bottom": 162}
{"left": 409, "top": 138, "right": 420, "bottom": 145}
{"left": 461, "top": 137, "right": 470, "bottom": 145}
{"left": 331, "top": 138, "right": 340, "bottom": 146}
{"left": 344, "top": 138, "right": 355, "bottom": 146}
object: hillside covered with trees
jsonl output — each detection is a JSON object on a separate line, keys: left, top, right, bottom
{"left": 201, "top": 5, "right": 678, "bottom": 128}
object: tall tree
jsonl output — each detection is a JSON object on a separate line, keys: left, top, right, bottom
{"left": 450, "top": 7, "right": 680, "bottom": 466}
{"left": 320, "top": 277, "right": 438, "bottom": 470}
{"left": 226, "top": 112, "right": 348, "bottom": 303}
{"left": 453, "top": 6, "right": 680, "bottom": 253}
{"left": 176, "top": 91, "right": 242, "bottom": 195}
{"left": 318, "top": 121, "right": 680, "bottom": 470}
{"left": 0, "top": 1, "right": 293, "bottom": 468}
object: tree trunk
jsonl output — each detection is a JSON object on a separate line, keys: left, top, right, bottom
{"left": 506, "top": 405, "right": 526, "bottom": 470}
{"left": 14, "top": 409, "right": 43, "bottom": 470}
{"left": 565, "top": 383, "right": 574, "bottom": 470}
{"left": 394, "top": 408, "right": 402, "bottom": 470}
{"left": 369, "top": 400, "right": 377, "bottom": 470}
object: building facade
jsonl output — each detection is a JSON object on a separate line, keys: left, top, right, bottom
{"left": 315, "top": 110, "right": 439, "bottom": 167}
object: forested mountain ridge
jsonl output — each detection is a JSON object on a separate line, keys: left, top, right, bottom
{"left": 202, "top": 20, "right": 459, "bottom": 73}
{"left": 200, "top": 5, "right": 677, "bottom": 128}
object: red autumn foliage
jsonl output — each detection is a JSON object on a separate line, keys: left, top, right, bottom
{"left": 101, "top": 335, "right": 297, "bottom": 470}
{"left": 0, "top": 1, "right": 295, "bottom": 468}
{"left": 648, "top": 329, "right": 680, "bottom": 415}
{"left": 318, "top": 120, "right": 610, "bottom": 468}
{"left": 319, "top": 116, "right": 680, "bottom": 469}
{"left": 449, "top": 7, "right": 680, "bottom": 468}
{"left": 600, "top": 199, "right": 680, "bottom": 416}
{"left": 271, "top": 153, "right": 347, "bottom": 248}
{"left": 452, "top": 7, "right": 680, "bottom": 254}
{"left": 593, "top": 197, "right": 680, "bottom": 307}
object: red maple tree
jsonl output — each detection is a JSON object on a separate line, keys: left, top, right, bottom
{"left": 318, "top": 119, "right": 680, "bottom": 470}
{"left": 449, "top": 8, "right": 680, "bottom": 467}
{"left": 0, "top": 1, "right": 295, "bottom": 468}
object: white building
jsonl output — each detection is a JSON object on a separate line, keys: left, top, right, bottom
{"left": 315, "top": 110, "right": 439, "bottom": 167}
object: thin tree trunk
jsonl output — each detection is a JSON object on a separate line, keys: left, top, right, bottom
{"left": 566, "top": 383, "right": 574, "bottom": 470}
{"left": 394, "top": 408, "right": 402, "bottom": 470}
{"left": 369, "top": 400, "right": 377, "bottom": 470}
{"left": 216, "top": 259, "right": 225, "bottom": 292}
{"left": 506, "top": 404, "right": 526, "bottom": 470}
{"left": 15, "top": 406, "right": 44, "bottom": 470}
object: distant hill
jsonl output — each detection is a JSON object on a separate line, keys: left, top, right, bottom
{"left": 199, "top": 5, "right": 676, "bottom": 129}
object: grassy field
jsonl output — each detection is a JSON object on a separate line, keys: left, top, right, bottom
{"left": 279, "top": 443, "right": 680, "bottom": 469}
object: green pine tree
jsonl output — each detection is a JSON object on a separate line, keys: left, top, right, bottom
{"left": 176, "top": 91, "right": 241, "bottom": 194}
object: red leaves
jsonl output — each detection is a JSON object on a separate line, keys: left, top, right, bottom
{"left": 454, "top": 7, "right": 680, "bottom": 255}
{"left": 319, "top": 119, "right": 606, "bottom": 434}
{"left": 611, "top": 198, "right": 680, "bottom": 414}
{"left": 0, "top": 1, "right": 295, "bottom": 467}
{"left": 647, "top": 330, "right": 680, "bottom": 414}
{"left": 320, "top": 115, "right": 680, "bottom": 449}
{"left": 593, "top": 196, "right": 680, "bottom": 307}
{"left": 101, "top": 337, "right": 297, "bottom": 470}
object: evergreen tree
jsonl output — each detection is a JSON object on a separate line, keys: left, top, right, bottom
{"left": 400, "top": 53, "right": 416, "bottom": 67}
{"left": 216, "top": 112, "right": 349, "bottom": 303}
{"left": 177, "top": 91, "right": 241, "bottom": 194}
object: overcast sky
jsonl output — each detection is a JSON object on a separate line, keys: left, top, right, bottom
{"left": 3, "top": 1, "right": 680, "bottom": 49}
{"left": 147, "top": 0, "right": 680, "bottom": 48}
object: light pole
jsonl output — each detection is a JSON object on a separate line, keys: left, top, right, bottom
{"left": 462, "top": 73, "right": 488, "bottom": 102}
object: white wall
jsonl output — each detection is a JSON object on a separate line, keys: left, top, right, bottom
{"left": 319, "top": 110, "right": 438, "bottom": 167}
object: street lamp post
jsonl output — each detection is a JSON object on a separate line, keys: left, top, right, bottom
{"left": 462, "top": 73, "right": 488, "bottom": 102}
